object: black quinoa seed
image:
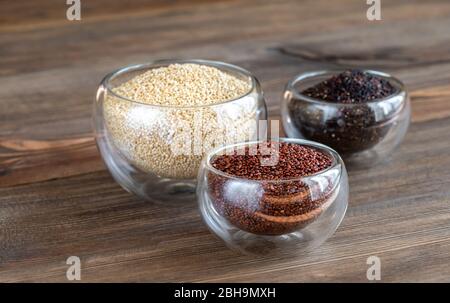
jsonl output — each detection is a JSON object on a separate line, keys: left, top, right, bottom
{"left": 289, "top": 70, "right": 398, "bottom": 154}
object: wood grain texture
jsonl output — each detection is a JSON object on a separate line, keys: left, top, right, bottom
{"left": 1, "top": 0, "right": 450, "bottom": 282}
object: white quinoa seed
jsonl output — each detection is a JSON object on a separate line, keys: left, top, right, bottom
{"left": 104, "top": 63, "right": 259, "bottom": 179}
{"left": 113, "top": 63, "right": 250, "bottom": 106}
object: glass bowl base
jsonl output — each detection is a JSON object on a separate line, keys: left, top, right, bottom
{"left": 97, "top": 134, "right": 196, "bottom": 205}
{"left": 199, "top": 189, "right": 346, "bottom": 256}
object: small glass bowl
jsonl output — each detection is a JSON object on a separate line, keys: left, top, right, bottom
{"left": 281, "top": 70, "right": 411, "bottom": 167}
{"left": 94, "top": 59, "right": 267, "bottom": 204}
{"left": 197, "top": 138, "right": 348, "bottom": 255}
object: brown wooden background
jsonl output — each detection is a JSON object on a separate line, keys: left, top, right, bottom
{"left": 1, "top": 0, "right": 450, "bottom": 282}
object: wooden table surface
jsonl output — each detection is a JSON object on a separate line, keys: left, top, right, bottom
{"left": 1, "top": 0, "right": 450, "bottom": 282}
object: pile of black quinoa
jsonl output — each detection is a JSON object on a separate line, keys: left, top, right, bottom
{"left": 288, "top": 70, "right": 398, "bottom": 154}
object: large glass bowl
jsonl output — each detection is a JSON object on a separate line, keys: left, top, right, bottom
{"left": 281, "top": 70, "right": 411, "bottom": 167}
{"left": 197, "top": 138, "right": 348, "bottom": 255}
{"left": 93, "top": 59, "right": 267, "bottom": 203}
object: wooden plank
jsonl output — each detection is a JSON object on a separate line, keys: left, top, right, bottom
{"left": 0, "top": 0, "right": 222, "bottom": 30}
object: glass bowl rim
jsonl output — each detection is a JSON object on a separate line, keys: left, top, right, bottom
{"left": 101, "top": 59, "right": 257, "bottom": 109}
{"left": 285, "top": 69, "right": 407, "bottom": 107}
{"left": 204, "top": 137, "right": 344, "bottom": 183}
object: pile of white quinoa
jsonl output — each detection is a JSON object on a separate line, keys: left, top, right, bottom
{"left": 104, "top": 63, "right": 259, "bottom": 179}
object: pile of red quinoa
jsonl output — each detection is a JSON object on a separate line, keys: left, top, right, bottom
{"left": 211, "top": 142, "right": 333, "bottom": 180}
{"left": 208, "top": 142, "right": 336, "bottom": 235}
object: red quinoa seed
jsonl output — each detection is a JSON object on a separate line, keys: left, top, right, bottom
{"left": 208, "top": 142, "right": 336, "bottom": 235}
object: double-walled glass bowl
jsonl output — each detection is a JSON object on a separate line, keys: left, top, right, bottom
{"left": 197, "top": 138, "right": 348, "bottom": 255}
{"left": 282, "top": 70, "right": 411, "bottom": 166}
{"left": 94, "top": 59, "right": 267, "bottom": 203}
